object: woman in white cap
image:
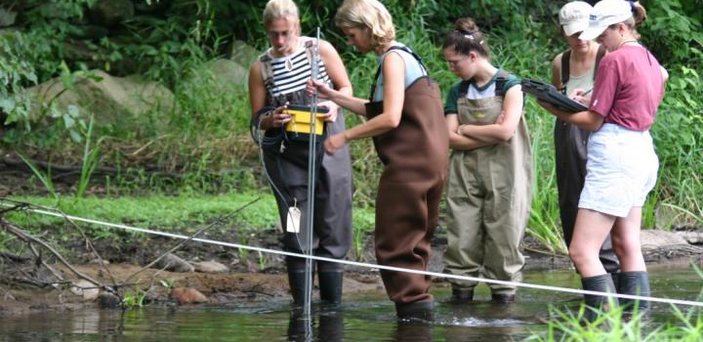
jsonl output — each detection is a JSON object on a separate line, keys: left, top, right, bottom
{"left": 541, "top": 0, "right": 665, "bottom": 322}
{"left": 539, "top": 1, "right": 621, "bottom": 282}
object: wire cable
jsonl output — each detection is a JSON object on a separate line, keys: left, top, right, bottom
{"left": 1, "top": 200, "right": 702, "bottom": 308}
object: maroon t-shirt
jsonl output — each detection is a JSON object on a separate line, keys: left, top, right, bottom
{"left": 590, "top": 45, "right": 665, "bottom": 131}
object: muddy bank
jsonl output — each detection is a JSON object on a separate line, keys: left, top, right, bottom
{"left": 1, "top": 233, "right": 700, "bottom": 318}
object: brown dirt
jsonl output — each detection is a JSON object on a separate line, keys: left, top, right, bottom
{"left": 0, "top": 262, "right": 386, "bottom": 317}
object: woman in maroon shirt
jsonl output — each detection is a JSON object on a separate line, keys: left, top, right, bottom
{"left": 542, "top": 0, "right": 667, "bottom": 322}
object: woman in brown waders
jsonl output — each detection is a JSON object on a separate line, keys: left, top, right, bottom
{"left": 309, "top": 0, "right": 448, "bottom": 321}
{"left": 441, "top": 18, "right": 532, "bottom": 304}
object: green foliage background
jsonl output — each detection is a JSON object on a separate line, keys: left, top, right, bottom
{"left": 1, "top": 0, "right": 702, "bottom": 252}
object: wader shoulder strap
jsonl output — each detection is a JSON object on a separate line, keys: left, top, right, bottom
{"left": 560, "top": 45, "right": 606, "bottom": 91}
{"left": 459, "top": 70, "right": 511, "bottom": 97}
{"left": 369, "top": 45, "right": 429, "bottom": 101}
{"left": 458, "top": 80, "right": 471, "bottom": 97}
{"left": 494, "top": 70, "right": 512, "bottom": 97}
{"left": 259, "top": 52, "right": 275, "bottom": 97}
{"left": 560, "top": 50, "right": 571, "bottom": 90}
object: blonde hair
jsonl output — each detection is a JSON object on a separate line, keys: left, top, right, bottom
{"left": 334, "top": 0, "right": 395, "bottom": 49}
{"left": 263, "top": 0, "right": 299, "bottom": 26}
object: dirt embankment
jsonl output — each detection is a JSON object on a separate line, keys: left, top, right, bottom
{"left": 1, "top": 230, "right": 701, "bottom": 318}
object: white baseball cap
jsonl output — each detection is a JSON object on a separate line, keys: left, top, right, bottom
{"left": 579, "top": 0, "right": 632, "bottom": 40}
{"left": 559, "top": 1, "right": 592, "bottom": 37}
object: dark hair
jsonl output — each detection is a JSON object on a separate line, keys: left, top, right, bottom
{"left": 442, "top": 17, "right": 489, "bottom": 58}
{"left": 631, "top": 1, "right": 647, "bottom": 27}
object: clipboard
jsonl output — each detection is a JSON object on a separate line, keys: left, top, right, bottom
{"left": 521, "top": 78, "right": 588, "bottom": 113}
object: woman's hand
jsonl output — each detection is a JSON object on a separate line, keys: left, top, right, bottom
{"left": 318, "top": 100, "right": 338, "bottom": 123}
{"left": 271, "top": 103, "right": 292, "bottom": 127}
{"left": 307, "top": 79, "right": 334, "bottom": 100}
{"left": 323, "top": 132, "right": 347, "bottom": 155}
{"left": 570, "top": 88, "right": 592, "bottom": 105}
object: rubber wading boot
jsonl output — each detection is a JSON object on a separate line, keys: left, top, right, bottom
{"left": 318, "top": 270, "right": 343, "bottom": 306}
{"left": 287, "top": 269, "right": 309, "bottom": 306}
{"left": 491, "top": 293, "right": 516, "bottom": 304}
{"left": 617, "top": 271, "right": 651, "bottom": 316}
{"left": 581, "top": 274, "right": 617, "bottom": 323}
{"left": 450, "top": 287, "right": 474, "bottom": 303}
{"left": 610, "top": 272, "right": 620, "bottom": 290}
{"left": 395, "top": 299, "right": 434, "bottom": 322}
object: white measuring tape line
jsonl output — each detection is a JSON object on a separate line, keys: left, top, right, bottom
{"left": 3, "top": 202, "right": 702, "bottom": 307}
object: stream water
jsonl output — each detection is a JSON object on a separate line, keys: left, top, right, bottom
{"left": 0, "top": 262, "right": 700, "bottom": 341}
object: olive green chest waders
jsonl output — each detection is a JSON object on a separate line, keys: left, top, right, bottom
{"left": 443, "top": 78, "right": 532, "bottom": 297}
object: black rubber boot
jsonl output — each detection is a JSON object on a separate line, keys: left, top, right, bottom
{"left": 450, "top": 287, "right": 474, "bottom": 303}
{"left": 491, "top": 293, "right": 516, "bottom": 304}
{"left": 318, "top": 261, "right": 343, "bottom": 306}
{"left": 610, "top": 272, "right": 620, "bottom": 290}
{"left": 287, "top": 257, "right": 312, "bottom": 306}
{"left": 581, "top": 274, "right": 616, "bottom": 323}
{"left": 318, "top": 270, "right": 343, "bottom": 306}
{"left": 395, "top": 299, "right": 434, "bottom": 322}
{"left": 617, "top": 271, "right": 651, "bottom": 314}
{"left": 287, "top": 269, "right": 309, "bottom": 306}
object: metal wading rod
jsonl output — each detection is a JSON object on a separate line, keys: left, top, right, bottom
{"left": 2, "top": 201, "right": 702, "bottom": 308}
{"left": 302, "top": 27, "right": 322, "bottom": 323}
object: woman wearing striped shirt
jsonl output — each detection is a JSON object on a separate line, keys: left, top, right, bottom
{"left": 248, "top": 0, "right": 353, "bottom": 307}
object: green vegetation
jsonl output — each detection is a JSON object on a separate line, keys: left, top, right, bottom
{"left": 1, "top": 0, "right": 701, "bottom": 255}
{"left": 527, "top": 264, "right": 703, "bottom": 341}
{"left": 528, "top": 303, "right": 702, "bottom": 341}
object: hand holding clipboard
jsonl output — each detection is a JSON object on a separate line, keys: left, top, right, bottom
{"left": 521, "top": 79, "right": 588, "bottom": 113}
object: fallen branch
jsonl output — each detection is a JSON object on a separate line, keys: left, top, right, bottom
{"left": 122, "top": 197, "right": 260, "bottom": 285}
{"left": 0, "top": 219, "right": 102, "bottom": 289}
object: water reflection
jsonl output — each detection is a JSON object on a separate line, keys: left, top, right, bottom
{"left": 0, "top": 265, "right": 700, "bottom": 341}
{"left": 287, "top": 308, "right": 344, "bottom": 342}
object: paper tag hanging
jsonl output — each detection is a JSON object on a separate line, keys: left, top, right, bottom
{"left": 286, "top": 206, "right": 301, "bottom": 233}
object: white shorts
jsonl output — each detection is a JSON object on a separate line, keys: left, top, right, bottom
{"left": 579, "top": 123, "right": 659, "bottom": 217}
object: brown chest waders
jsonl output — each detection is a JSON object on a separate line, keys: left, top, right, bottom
{"left": 366, "top": 76, "right": 449, "bottom": 305}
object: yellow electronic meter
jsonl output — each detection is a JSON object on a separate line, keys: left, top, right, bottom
{"left": 284, "top": 104, "right": 328, "bottom": 136}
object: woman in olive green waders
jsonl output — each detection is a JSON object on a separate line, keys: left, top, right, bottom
{"left": 441, "top": 18, "right": 532, "bottom": 304}
{"left": 248, "top": 0, "right": 353, "bottom": 306}
{"left": 310, "top": 0, "right": 448, "bottom": 321}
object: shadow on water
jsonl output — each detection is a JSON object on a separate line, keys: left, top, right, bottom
{"left": 0, "top": 265, "right": 701, "bottom": 341}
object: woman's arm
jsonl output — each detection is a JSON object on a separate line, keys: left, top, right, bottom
{"left": 323, "top": 52, "right": 406, "bottom": 154}
{"left": 317, "top": 40, "right": 353, "bottom": 121}
{"left": 248, "top": 60, "right": 292, "bottom": 129}
{"left": 458, "top": 85, "right": 524, "bottom": 142}
{"left": 446, "top": 114, "right": 493, "bottom": 150}
{"left": 547, "top": 106, "right": 604, "bottom": 131}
